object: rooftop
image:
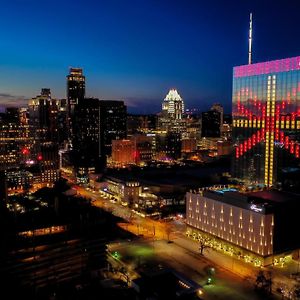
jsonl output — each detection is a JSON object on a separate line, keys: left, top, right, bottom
{"left": 234, "top": 56, "right": 300, "bottom": 78}
{"left": 197, "top": 189, "right": 300, "bottom": 214}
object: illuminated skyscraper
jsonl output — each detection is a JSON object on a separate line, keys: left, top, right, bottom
{"left": 162, "top": 89, "right": 184, "bottom": 120}
{"left": 232, "top": 56, "right": 300, "bottom": 187}
{"left": 66, "top": 68, "right": 85, "bottom": 115}
{"left": 159, "top": 89, "right": 186, "bottom": 133}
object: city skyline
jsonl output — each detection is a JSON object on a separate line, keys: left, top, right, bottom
{"left": 1, "top": 1, "right": 300, "bottom": 113}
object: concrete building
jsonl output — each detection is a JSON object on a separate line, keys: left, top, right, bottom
{"left": 181, "top": 138, "right": 197, "bottom": 154}
{"left": 131, "top": 134, "right": 154, "bottom": 164}
{"left": 217, "top": 140, "right": 232, "bottom": 156}
{"left": 111, "top": 139, "right": 135, "bottom": 167}
{"left": 105, "top": 177, "right": 141, "bottom": 205}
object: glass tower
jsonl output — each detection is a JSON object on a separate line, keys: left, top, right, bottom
{"left": 232, "top": 56, "right": 300, "bottom": 187}
{"left": 67, "top": 68, "right": 85, "bottom": 115}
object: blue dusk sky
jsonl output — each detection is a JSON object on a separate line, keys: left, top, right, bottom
{"left": 0, "top": 0, "right": 300, "bottom": 113}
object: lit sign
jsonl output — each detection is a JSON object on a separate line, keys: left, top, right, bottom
{"left": 250, "top": 204, "right": 263, "bottom": 212}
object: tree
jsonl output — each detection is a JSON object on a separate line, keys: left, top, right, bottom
{"left": 162, "top": 221, "right": 173, "bottom": 242}
{"left": 198, "top": 235, "right": 212, "bottom": 255}
{"left": 255, "top": 270, "right": 272, "bottom": 294}
{"left": 255, "top": 270, "right": 266, "bottom": 288}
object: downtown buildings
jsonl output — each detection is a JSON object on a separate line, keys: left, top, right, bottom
{"left": 186, "top": 55, "right": 300, "bottom": 268}
{"left": 71, "top": 98, "right": 127, "bottom": 181}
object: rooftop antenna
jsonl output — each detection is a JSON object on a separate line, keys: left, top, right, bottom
{"left": 248, "top": 12, "right": 253, "bottom": 64}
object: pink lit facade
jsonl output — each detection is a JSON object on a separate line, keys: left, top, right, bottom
{"left": 186, "top": 191, "right": 274, "bottom": 257}
{"left": 234, "top": 56, "right": 300, "bottom": 78}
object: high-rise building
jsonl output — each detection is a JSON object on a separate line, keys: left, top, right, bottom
{"left": 111, "top": 139, "right": 135, "bottom": 166}
{"left": 158, "top": 89, "right": 186, "bottom": 134}
{"left": 99, "top": 100, "right": 127, "bottom": 156}
{"left": 162, "top": 89, "right": 184, "bottom": 120}
{"left": 0, "top": 108, "right": 32, "bottom": 171}
{"left": 232, "top": 56, "right": 300, "bottom": 187}
{"left": 201, "top": 110, "right": 221, "bottom": 138}
{"left": 28, "top": 88, "right": 60, "bottom": 142}
{"left": 211, "top": 103, "right": 224, "bottom": 125}
{"left": 66, "top": 68, "right": 85, "bottom": 115}
{"left": 71, "top": 99, "right": 126, "bottom": 177}
{"left": 28, "top": 89, "right": 62, "bottom": 186}
{"left": 72, "top": 98, "right": 102, "bottom": 180}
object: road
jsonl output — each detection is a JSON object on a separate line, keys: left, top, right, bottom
{"left": 71, "top": 186, "right": 285, "bottom": 299}
{"left": 109, "top": 239, "right": 280, "bottom": 300}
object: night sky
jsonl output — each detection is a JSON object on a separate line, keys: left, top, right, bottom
{"left": 1, "top": 0, "right": 300, "bottom": 113}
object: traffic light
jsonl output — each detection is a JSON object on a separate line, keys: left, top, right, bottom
{"left": 112, "top": 251, "right": 120, "bottom": 259}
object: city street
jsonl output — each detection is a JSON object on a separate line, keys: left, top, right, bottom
{"left": 109, "top": 239, "right": 279, "bottom": 300}
{"left": 75, "top": 186, "right": 284, "bottom": 299}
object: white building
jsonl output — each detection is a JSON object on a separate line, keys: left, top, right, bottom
{"left": 186, "top": 189, "right": 300, "bottom": 266}
{"left": 162, "top": 89, "right": 185, "bottom": 120}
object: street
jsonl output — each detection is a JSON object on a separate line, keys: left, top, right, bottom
{"left": 74, "top": 186, "right": 284, "bottom": 299}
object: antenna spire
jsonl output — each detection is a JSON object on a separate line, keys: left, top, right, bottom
{"left": 248, "top": 12, "right": 253, "bottom": 65}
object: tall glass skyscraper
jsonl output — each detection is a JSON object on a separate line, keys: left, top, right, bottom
{"left": 232, "top": 56, "right": 300, "bottom": 187}
{"left": 67, "top": 68, "right": 85, "bottom": 115}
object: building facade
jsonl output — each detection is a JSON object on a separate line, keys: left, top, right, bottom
{"left": 111, "top": 139, "right": 135, "bottom": 166}
{"left": 201, "top": 110, "right": 221, "bottom": 138}
{"left": 232, "top": 56, "right": 300, "bottom": 187}
{"left": 158, "top": 89, "right": 186, "bottom": 134}
{"left": 186, "top": 189, "right": 300, "bottom": 266}
{"left": 72, "top": 98, "right": 102, "bottom": 180}
{"left": 162, "top": 89, "right": 184, "bottom": 120}
{"left": 99, "top": 100, "right": 127, "bottom": 156}
{"left": 0, "top": 108, "right": 32, "bottom": 171}
{"left": 67, "top": 68, "right": 85, "bottom": 115}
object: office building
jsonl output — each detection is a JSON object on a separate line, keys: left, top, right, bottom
{"left": 127, "top": 114, "right": 157, "bottom": 134}
{"left": 211, "top": 103, "right": 224, "bottom": 127}
{"left": 131, "top": 134, "right": 154, "bottom": 164}
{"left": 0, "top": 108, "right": 32, "bottom": 171}
{"left": 66, "top": 68, "right": 85, "bottom": 115}
{"left": 186, "top": 188, "right": 300, "bottom": 266}
{"left": 99, "top": 100, "right": 127, "bottom": 156}
{"left": 201, "top": 110, "right": 221, "bottom": 138}
{"left": 158, "top": 89, "right": 186, "bottom": 134}
{"left": 181, "top": 138, "right": 197, "bottom": 153}
{"left": 111, "top": 139, "right": 135, "bottom": 167}
{"left": 162, "top": 89, "right": 184, "bottom": 120}
{"left": 232, "top": 56, "right": 300, "bottom": 187}
{"left": 72, "top": 98, "right": 102, "bottom": 180}
{"left": 28, "top": 88, "right": 65, "bottom": 143}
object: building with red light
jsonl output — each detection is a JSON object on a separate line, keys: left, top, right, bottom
{"left": 111, "top": 139, "right": 135, "bottom": 167}
{"left": 232, "top": 56, "right": 300, "bottom": 187}
{"left": 0, "top": 108, "right": 32, "bottom": 171}
{"left": 181, "top": 138, "right": 197, "bottom": 153}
